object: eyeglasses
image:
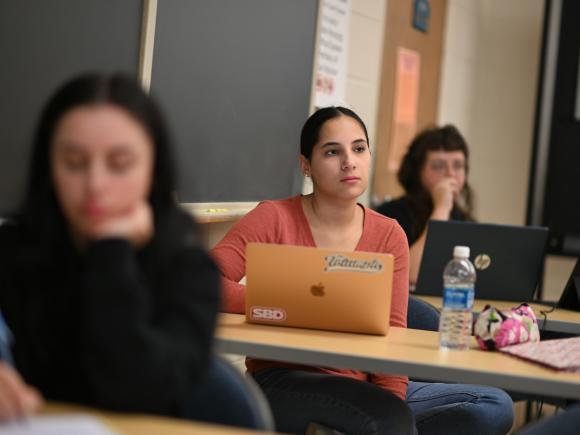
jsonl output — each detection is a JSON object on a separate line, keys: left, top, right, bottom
{"left": 427, "top": 159, "right": 466, "bottom": 173}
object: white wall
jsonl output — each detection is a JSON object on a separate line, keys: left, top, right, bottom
{"left": 439, "top": 0, "right": 543, "bottom": 224}
{"left": 438, "top": 0, "right": 575, "bottom": 300}
{"left": 438, "top": 0, "right": 480, "bottom": 141}
{"left": 346, "top": 0, "right": 388, "bottom": 206}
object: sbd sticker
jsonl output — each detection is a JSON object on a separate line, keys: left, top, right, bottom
{"left": 250, "top": 306, "right": 287, "bottom": 321}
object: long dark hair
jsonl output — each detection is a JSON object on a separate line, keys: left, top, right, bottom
{"left": 398, "top": 125, "right": 474, "bottom": 238}
{"left": 17, "top": 72, "right": 176, "bottom": 250}
{"left": 300, "top": 106, "right": 369, "bottom": 159}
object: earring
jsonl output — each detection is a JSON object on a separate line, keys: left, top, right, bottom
{"left": 304, "top": 172, "right": 310, "bottom": 178}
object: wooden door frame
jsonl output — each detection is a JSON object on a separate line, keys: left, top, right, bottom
{"left": 371, "top": 0, "right": 448, "bottom": 205}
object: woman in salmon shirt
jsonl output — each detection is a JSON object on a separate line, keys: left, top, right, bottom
{"left": 212, "top": 107, "right": 513, "bottom": 435}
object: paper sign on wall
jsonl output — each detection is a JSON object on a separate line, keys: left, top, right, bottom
{"left": 388, "top": 47, "right": 421, "bottom": 172}
{"left": 314, "top": 0, "right": 350, "bottom": 108}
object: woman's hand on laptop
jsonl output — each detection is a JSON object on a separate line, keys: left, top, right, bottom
{"left": 0, "top": 362, "right": 43, "bottom": 421}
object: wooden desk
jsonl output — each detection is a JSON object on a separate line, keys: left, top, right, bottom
{"left": 42, "top": 402, "right": 274, "bottom": 435}
{"left": 216, "top": 313, "right": 580, "bottom": 400}
{"left": 416, "top": 295, "right": 580, "bottom": 335}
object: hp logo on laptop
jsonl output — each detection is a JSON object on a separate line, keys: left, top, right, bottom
{"left": 474, "top": 254, "right": 491, "bottom": 270}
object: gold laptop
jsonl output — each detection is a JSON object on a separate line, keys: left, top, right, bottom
{"left": 245, "top": 243, "right": 394, "bottom": 335}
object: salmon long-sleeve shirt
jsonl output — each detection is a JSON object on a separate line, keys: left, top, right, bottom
{"left": 211, "top": 195, "right": 410, "bottom": 400}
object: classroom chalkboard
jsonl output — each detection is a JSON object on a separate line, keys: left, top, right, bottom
{"left": 151, "top": 0, "right": 318, "bottom": 202}
{"left": 0, "top": 1, "right": 318, "bottom": 213}
{"left": 0, "top": 1, "right": 142, "bottom": 215}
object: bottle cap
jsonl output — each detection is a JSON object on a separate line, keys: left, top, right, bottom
{"left": 453, "top": 245, "right": 470, "bottom": 258}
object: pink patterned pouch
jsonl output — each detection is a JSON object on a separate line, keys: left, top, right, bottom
{"left": 473, "top": 303, "right": 540, "bottom": 350}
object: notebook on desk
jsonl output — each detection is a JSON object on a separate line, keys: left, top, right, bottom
{"left": 500, "top": 336, "right": 580, "bottom": 373}
{"left": 415, "top": 220, "right": 548, "bottom": 302}
{"left": 245, "top": 243, "right": 394, "bottom": 335}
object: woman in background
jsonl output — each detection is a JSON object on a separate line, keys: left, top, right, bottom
{"left": 0, "top": 73, "right": 221, "bottom": 422}
{"left": 375, "top": 125, "right": 474, "bottom": 284}
{"left": 212, "top": 108, "right": 513, "bottom": 435}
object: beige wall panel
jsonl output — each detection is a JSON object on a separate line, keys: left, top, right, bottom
{"left": 348, "top": 12, "right": 384, "bottom": 84}
{"left": 351, "top": 0, "right": 386, "bottom": 18}
{"left": 468, "top": 0, "right": 543, "bottom": 224}
{"left": 346, "top": 78, "right": 380, "bottom": 150}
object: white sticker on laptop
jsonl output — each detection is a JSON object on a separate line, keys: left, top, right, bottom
{"left": 324, "top": 255, "right": 384, "bottom": 273}
{"left": 250, "top": 306, "right": 287, "bottom": 321}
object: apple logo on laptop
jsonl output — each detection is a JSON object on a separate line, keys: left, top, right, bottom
{"left": 474, "top": 253, "right": 491, "bottom": 270}
{"left": 310, "top": 282, "right": 326, "bottom": 297}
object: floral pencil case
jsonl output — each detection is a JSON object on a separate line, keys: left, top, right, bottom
{"left": 473, "top": 303, "right": 540, "bottom": 350}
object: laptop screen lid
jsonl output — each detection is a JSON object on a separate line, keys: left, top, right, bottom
{"left": 245, "top": 243, "right": 394, "bottom": 335}
{"left": 415, "top": 221, "right": 548, "bottom": 302}
{"left": 558, "top": 258, "right": 580, "bottom": 311}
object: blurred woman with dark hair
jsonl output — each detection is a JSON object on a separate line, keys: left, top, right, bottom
{"left": 0, "top": 73, "right": 221, "bottom": 421}
{"left": 376, "top": 125, "right": 474, "bottom": 284}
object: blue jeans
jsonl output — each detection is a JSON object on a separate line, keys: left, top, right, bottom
{"left": 407, "top": 381, "right": 514, "bottom": 435}
{"left": 0, "top": 310, "right": 14, "bottom": 366}
{"left": 253, "top": 367, "right": 513, "bottom": 435}
{"left": 253, "top": 368, "right": 416, "bottom": 435}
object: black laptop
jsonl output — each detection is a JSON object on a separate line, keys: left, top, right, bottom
{"left": 415, "top": 220, "right": 548, "bottom": 302}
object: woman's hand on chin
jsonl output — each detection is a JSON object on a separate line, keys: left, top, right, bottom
{"left": 431, "top": 177, "right": 457, "bottom": 215}
{"left": 87, "top": 202, "right": 154, "bottom": 247}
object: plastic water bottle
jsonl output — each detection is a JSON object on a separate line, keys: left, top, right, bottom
{"left": 439, "top": 246, "right": 476, "bottom": 350}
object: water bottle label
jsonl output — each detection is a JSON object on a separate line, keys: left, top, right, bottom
{"left": 443, "top": 286, "right": 474, "bottom": 309}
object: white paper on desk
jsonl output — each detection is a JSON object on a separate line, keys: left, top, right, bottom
{"left": 0, "top": 414, "right": 117, "bottom": 435}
